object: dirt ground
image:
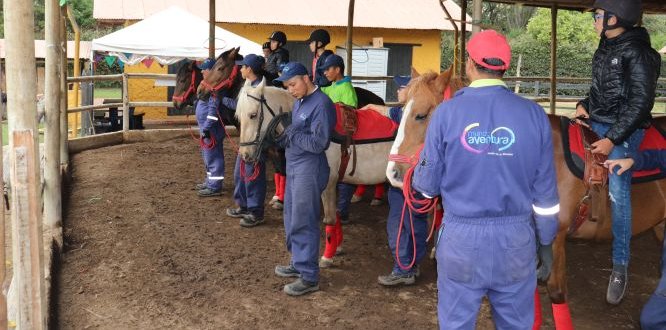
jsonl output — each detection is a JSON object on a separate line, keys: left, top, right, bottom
{"left": 55, "top": 137, "right": 663, "bottom": 330}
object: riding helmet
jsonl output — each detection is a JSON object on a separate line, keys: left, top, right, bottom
{"left": 306, "top": 29, "right": 331, "bottom": 46}
{"left": 268, "top": 31, "right": 287, "bottom": 45}
{"left": 593, "top": 0, "right": 642, "bottom": 26}
{"left": 262, "top": 42, "right": 271, "bottom": 50}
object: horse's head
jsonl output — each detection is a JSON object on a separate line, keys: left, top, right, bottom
{"left": 236, "top": 78, "right": 295, "bottom": 163}
{"left": 197, "top": 47, "right": 242, "bottom": 100}
{"left": 386, "top": 67, "right": 467, "bottom": 188}
{"left": 172, "top": 61, "right": 202, "bottom": 110}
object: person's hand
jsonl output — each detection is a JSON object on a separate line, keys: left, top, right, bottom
{"left": 202, "top": 130, "right": 211, "bottom": 139}
{"left": 536, "top": 244, "right": 553, "bottom": 282}
{"left": 604, "top": 158, "right": 635, "bottom": 175}
{"left": 591, "top": 138, "right": 614, "bottom": 155}
{"left": 574, "top": 105, "right": 590, "bottom": 128}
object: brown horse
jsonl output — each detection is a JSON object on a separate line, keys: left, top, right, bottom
{"left": 387, "top": 68, "right": 666, "bottom": 326}
{"left": 172, "top": 60, "right": 203, "bottom": 110}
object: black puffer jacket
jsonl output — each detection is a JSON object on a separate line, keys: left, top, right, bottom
{"left": 579, "top": 27, "right": 661, "bottom": 145}
{"left": 265, "top": 48, "right": 289, "bottom": 79}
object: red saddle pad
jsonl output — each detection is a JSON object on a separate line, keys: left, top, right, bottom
{"left": 334, "top": 103, "right": 398, "bottom": 142}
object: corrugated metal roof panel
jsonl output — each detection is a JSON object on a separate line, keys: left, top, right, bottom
{"left": 93, "top": 0, "right": 470, "bottom": 31}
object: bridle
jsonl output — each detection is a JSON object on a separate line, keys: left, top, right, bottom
{"left": 172, "top": 70, "right": 198, "bottom": 104}
{"left": 199, "top": 65, "right": 240, "bottom": 94}
{"left": 238, "top": 93, "right": 285, "bottom": 162}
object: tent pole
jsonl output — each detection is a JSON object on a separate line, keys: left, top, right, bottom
{"left": 4, "top": 0, "right": 46, "bottom": 327}
{"left": 209, "top": 0, "right": 215, "bottom": 59}
{"left": 346, "top": 0, "right": 355, "bottom": 77}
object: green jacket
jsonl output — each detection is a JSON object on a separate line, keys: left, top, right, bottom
{"left": 321, "top": 76, "right": 358, "bottom": 108}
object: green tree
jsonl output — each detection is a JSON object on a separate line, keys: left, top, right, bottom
{"left": 526, "top": 8, "right": 598, "bottom": 49}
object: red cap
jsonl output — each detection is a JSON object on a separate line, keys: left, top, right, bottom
{"left": 467, "top": 30, "right": 511, "bottom": 71}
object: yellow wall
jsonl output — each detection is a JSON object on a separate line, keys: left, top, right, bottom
{"left": 219, "top": 24, "right": 442, "bottom": 74}
{"left": 124, "top": 62, "right": 169, "bottom": 119}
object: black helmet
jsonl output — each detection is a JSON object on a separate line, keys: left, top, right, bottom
{"left": 593, "top": 0, "right": 642, "bottom": 26}
{"left": 262, "top": 42, "right": 271, "bottom": 50}
{"left": 268, "top": 31, "right": 287, "bottom": 45}
{"left": 306, "top": 29, "right": 330, "bottom": 46}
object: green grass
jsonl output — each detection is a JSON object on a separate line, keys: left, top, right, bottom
{"left": 94, "top": 88, "right": 122, "bottom": 99}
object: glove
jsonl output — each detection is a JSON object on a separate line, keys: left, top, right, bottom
{"left": 536, "top": 243, "right": 553, "bottom": 282}
{"left": 202, "top": 130, "right": 211, "bottom": 139}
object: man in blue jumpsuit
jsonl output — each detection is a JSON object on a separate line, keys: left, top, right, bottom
{"left": 272, "top": 62, "right": 336, "bottom": 296}
{"left": 374, "top": 76, "right": 429, "bottom": 286}
{"left": 195, "top": 58, "right": 226, "bottom": 197}
{"left": 605, "top": 151, "right": 666, "bottom": 329}
{"left": 220, "top": 54, "right": 268, "bottom": 227}
{"left": 413, "top": 30, "right": 560, "bottom": 329}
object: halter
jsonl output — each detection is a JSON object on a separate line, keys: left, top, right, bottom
{"left": 199, "top": 65, "right": 240, "bottom": 94}
{"left": 172, "top": 70, "right": 197, "bottom": 103}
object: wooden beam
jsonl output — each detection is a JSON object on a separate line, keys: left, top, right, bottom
{"left": 209, "top": 0, "right": 215, "bottom": 59}
{"left": 472, "top": 0, "right": 483, "bottom": 34}
{"left": 550, "top": 4, "right": 558, "bottom": 114}
{"left": 460, "top": 0, "right": 468, "bottom": 77}
{"left": 346, "top": 0, "right": 355, "bottom": 77}
{"left": 44, "top": 0, "right": 63, "bottom": 235}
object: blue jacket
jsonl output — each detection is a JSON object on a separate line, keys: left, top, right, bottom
{"left": 277, "top": 88, "right": 336, "bottom": 174}
{"left": 312, "top": 50, "right": 334, "bottom": 87}
{"left": 633, "top": 150, "right": 666, "bottom": 171}
{"left": 195, "top": 96, "right": 222, "bottom": 132}
{"left": 413, "top": 82, "right": 560, "bottom": 245}
{"left": 221, "top": 77, "right": 263, "bottom": 110}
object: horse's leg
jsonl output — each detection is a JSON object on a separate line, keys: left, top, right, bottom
{"left": 320, "top": 147, "right": 341, "bottom": 268}
{"left": 545, "top": 228, "right": 574, "bottom": 330}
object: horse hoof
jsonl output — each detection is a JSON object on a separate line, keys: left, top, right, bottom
{"left": 319, "top": 257, "right": 334, "bottom": 268}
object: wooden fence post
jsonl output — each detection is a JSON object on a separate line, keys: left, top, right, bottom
{"left": 3, "top": 0, "right": 46, "bottom": 327}
{"left": 122, "top": 73, "right": 130, "bottom": 132}
{"left": 59, "top": 5, "right": 69, "bottom": 170}
{"left": 45, "top": 0, "right": 62, "bottom": 235}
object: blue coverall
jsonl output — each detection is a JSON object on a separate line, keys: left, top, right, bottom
{"left": 413, "top": 80, "right": 560, "bottom": 329}
{"left": 276, "top": 87, "right": 336, "bottom": 283}
{"left": 386, "top": 106, "right": 428, "bottom": 275}
{"left": 636, "top": 150, "right": 666, "bottom": 330}
{"left": 195, "top": 96, "right": 225, "bottom": 191}
{"left": 224, "top": 79, "right": 268, "bottom": 218}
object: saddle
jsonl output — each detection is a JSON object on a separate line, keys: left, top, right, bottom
{"left": 569, "top": 124, "right": 609, "bottom": 236}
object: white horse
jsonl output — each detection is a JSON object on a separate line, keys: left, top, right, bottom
{"left": 235, "top": 77, "right": 394, "bottom": 267}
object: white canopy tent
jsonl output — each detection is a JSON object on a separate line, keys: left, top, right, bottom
{"left": 91, "top": 6, "right": 262, "bottom": 65}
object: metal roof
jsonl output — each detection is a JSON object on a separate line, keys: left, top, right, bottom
{"left": 93, "top": 0, "right": 471, "bottom": 31}
{"left": 483, "top": 0, "right": 666, "bottom": 13}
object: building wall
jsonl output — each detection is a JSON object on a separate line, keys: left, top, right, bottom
{"left": 124, "top": 61, "right": 169, "bottom": 119}
{"left": 219, "top": 23, "right": 442, "bottom": 74}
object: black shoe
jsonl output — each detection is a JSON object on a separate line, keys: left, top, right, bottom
{"left": 606, "top": 269, "right": 628, "bottom": 305}
{"left": 239, "top": 213, "right": 265, "bottom": 227}
{"left": 197, "top": 187, "right": 222, "bottom": 197}
{"left": 195, "top": 183, "right": 207, "bottom": 190}
{"left": 226, "top": 207, "right": 249, "bottom": 218}
{"left": 377, "top": 271, "right": 416, "bottom": 286}
{"left": 275, "top": 264, "right": 300, "bottom": 278}
{"left": 340, "top": 215, "right": 350, "bottom": 225}
{"left": 284, "top": 278, "right": 319, "bottom": 296}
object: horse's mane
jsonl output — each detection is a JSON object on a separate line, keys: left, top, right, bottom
{"left": 176, "top": 60, "right": 199, "bottom": 76}
{"left": 406, "top": 68, "right": 466, "bottom": 102}
{"left": 236, "top": 80, "right": 293, "bottom": 118}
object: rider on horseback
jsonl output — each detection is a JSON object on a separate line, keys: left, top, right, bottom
{"left": 574, "top": 0, "right": 661, "bottom": 305}
{"left": 307, "top": 28, "right": 334, "bottom": 87}
{"left": 265, "top": 31, "right": 289, "bottom": 83}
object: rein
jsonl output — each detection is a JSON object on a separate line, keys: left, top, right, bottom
{"left": 200, "top": 65, "right": 240, "bottom": 94}
{"left": 172, "top": 70, "right": 197, "bottom": 103}
{"left": 388, "top": 85, "right": 453, "bottom": 271}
